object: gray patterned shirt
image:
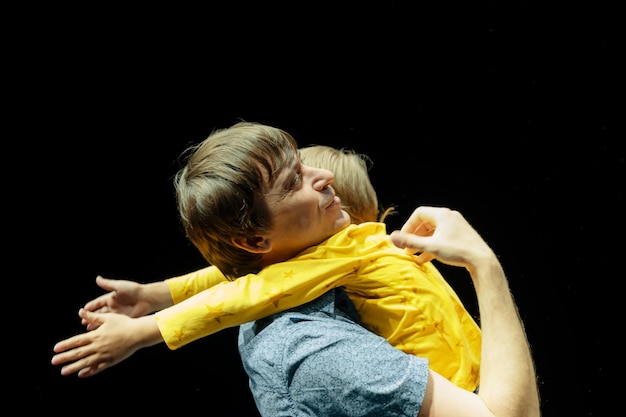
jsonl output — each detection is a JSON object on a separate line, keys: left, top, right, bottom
{"left": 238, "top": 288, "right": 428, "bottom": 416}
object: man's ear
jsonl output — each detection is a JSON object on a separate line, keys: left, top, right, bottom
{"left": 231, "top": 235, "right": 272, "bottom": 254}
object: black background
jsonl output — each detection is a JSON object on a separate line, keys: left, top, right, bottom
{"left": 14, "top": 2, "right": 618, "bottom": 415}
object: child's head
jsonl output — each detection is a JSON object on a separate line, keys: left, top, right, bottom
{"left": 300, "top": 145, "right": 393, "bottom": 224}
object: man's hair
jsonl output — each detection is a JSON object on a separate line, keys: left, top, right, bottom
{"left": 174, "top": 121, "right": 299, "bottom": 278}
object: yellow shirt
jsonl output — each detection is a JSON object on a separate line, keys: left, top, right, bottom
{"left": 156, "top": 222, "right": 481, "bottom": 391}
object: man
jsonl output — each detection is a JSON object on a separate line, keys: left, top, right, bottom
{"left": 53, "top": 122, "right": 540, "bottom": 416}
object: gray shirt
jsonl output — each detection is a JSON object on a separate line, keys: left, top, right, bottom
{"left": 238, "top": 288, "right": 428, "bottom": 416}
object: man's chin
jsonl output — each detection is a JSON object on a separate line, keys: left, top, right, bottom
{"left": 335, "top": 210, "right": 351, "bottom": 229}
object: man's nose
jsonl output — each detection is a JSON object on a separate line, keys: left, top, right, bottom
{"left": 306, "top": 165, "right": 334, "bottom": 191}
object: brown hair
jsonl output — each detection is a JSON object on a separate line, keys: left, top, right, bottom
{"left": 174, "top": 121, "right": 299, "bottom": 278}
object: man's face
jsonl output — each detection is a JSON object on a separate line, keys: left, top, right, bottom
{"left": 261, "top": 157, "right": 351, "bottom": 262}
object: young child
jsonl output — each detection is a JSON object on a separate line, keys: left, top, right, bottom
{"left": 150, "top": 144, "right": 482, "bottom": 391}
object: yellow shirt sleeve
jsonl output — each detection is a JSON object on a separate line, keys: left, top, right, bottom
{"left": 165, "top": 265, "right": 228, "bottom": 304}
{"left": 155, "top": 253, "right": 359, "bottom": 349}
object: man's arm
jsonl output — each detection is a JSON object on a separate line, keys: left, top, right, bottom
{"left": 391, "top": 206, "right": 540, "bottom": 417}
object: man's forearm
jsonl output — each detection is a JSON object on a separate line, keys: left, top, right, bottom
{"left": 472, "top": 258, "right": 540, "bottom": 417}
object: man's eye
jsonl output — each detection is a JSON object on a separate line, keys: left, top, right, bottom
{"left": 291, "top": 172, "right": 302, "bottom": 188}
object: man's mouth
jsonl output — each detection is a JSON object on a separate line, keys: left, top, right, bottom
{"left": 326, "top": 195, "right": 341, "bottom": 209}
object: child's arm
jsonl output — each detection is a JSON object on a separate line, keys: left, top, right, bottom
{"left": 53, "top": 253, "right": 357, "bottom": 377}
{"left": 155, "top": 256, "right": 355, "bottom": 349}
{"left": 165, "top": 265, "right": 228, "bottom": 303}
{"left": 81, "top": 266, "right": 227, "bottom": 321}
